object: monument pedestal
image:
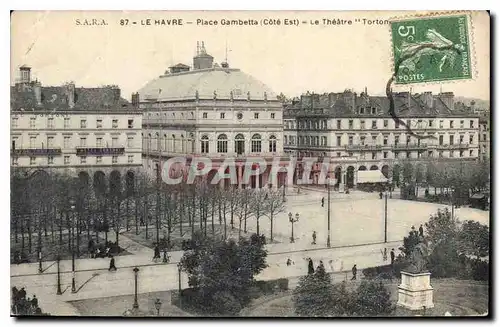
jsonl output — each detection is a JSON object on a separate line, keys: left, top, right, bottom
{"left": 397, "top": 271, "right": 434, "bottom": 310}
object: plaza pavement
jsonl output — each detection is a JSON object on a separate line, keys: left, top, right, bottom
{"left": 10, "top": 187, "right": 489, "bottom": 316}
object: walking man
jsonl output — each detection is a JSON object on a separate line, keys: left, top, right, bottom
{"left": 381, "top": 248, "right": 388, "bottom": 262}
{"left": 321, "top": 197, "right": 325, "bottom": 207}
{"left": 419, "top": 224, "right": 424, "bottom": 237}
{"left": 308, "top": 258, "right": 315, "bottom": 275}
{"left": 108, "top": 256, "right": 117, "bottom": 271}
{"left": 312, "top": 231, "right": 317, "bottom": 245}
{"left": 390, "top": 248, "right": 395, "bottom": 265}
{"left": 163, "top": 249, "right": 169, "bottom": 263}
{"left": 351, "top": 264, "right": 357, "bottom": 280}
{"left": 153, "top": 244, "right": 160, "bottom": 262}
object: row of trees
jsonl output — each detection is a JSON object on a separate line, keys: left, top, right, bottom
{"left": 11, "top": 169, "right": 286, "bottom": 260}
{"left": 393, "top": 160, "right": 490, "bottom": 201}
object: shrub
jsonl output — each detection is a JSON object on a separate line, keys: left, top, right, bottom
{"left": 277, "top": 278, "right": 289, "bottom": 291}
{"left": 211, "top": 291, "right": 242, "bottom": 315}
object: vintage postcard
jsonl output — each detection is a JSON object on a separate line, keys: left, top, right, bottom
{"left": 10, "top": 10, "right": 490, "bottom": 317}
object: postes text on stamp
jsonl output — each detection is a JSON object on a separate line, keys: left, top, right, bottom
{"left": 391, "top": 14, "right": 472, "bottom": 84}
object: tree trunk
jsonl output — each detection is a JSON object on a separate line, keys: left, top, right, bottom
{"left": 126, "top": 198, "right": 130, "bottom": 232}
{"left": 156, "top": 192, "right": 160, "bottom": 245}
{"left": 116, "top": 201, "right": 120, "bottom": 248}
{"left": 211, "top": 199, "right": 215, "bottom": 236}
{"left": 145, "top": 197, "right": 149, "bottom": 240}
{"left": 14, "top": 216, "right": 18, "bottom": 243}
{"left": 104, "top": 197, "right": 108, "bottom": 244}
{"left": 238, "top": 217, "right": 242, "bottom": 240}
{"left": 179, "top": 200, "right": 183, "bottom": 237}
{"left": 59, "top": 211, "right": 63, "bottom": 246}
{"left": 28, "top": 217, "right": 32, "bottom": 253}
{"left": 270, "top": 212, "right": 274, "bottom": 242}
{"left": 21, "top": 218, "right": 25, "bottom": 252}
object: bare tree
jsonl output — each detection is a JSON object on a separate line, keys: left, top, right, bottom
{"left": 263, "top": 189, "right": 286, "bottom": 242}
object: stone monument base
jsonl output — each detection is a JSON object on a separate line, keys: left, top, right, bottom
{"left": 397, "top": 271, "right": 434, "bottom": 311}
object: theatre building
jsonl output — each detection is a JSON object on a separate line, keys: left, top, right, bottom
{"left": 10, "top": 65, "right": 143, "bottom": 187}
{"left": 139, "top": 42, "right": 287, "bottom": 188}
{"left": 283, "top": 90, "right": 480, "bottom": 189}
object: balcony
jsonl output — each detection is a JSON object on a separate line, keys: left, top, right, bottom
{"left": 392, "top": 143, "right": 428, "bottom": 150}
{"left": 436, "top": 143, "right": 470, "bottom": 150}
{"left": 345, "top": 144, "right": 382, "bottom": 151}
{"left": 11, "top": 147, "right": 62, "bottom": 156}
{"left": 76, "top": 147, "right": 125, "bottom": 156}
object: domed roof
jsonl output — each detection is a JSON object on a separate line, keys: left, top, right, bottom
{"left": 138, "top": 67, "right": 277, "bottom": 102}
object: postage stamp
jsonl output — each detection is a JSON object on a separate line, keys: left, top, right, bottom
{"left": 390, "top": 14, "right": 472, "bottom": 84}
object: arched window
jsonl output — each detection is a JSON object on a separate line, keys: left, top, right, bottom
{"left": 217, "top": 134, "right": 228, "bottom": 153}
{"left": 284, "top": 135, "right": 288, "bottom": 145}
{"left": 181, "top": 135, "right": 185, "bottom": 152}
{"left": 163, "top": 134, "right": 167, "bottom": 151}
{"left": 148, "top": 133, "right": 152, "bottom": 151}
{"left": 315, "top": 136, "right": 319, "bottom": 146}
{"left": 251, "top": 134, "right": 262, "bottom": 153}
{"left": 269, "top": 135, "right": 277, "bottom": 153}
{"left": 155, "top": 132, "right": 160, "bottom": 151}
{"left": 172, "top": 134, "right": 176, "bottom": 152}
{"left": 201, "top": 135, "right": 209, "bottom": 154}
{"left": 235, "top": 134, "right": 245, "bottom": 155}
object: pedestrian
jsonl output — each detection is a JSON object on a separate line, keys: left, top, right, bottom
{"left": 312, "top": 231, "right": 317, "bottom": 245}
{"left": 381, "top": 248, "right": 388, "bottom": 261}
{"left": 390, "top": 248, "right": 395, "bottom": 265}
{"left": 318, "top": 260, "right": 325, "bottom": 271}
{"left": 286, "top": 258, "right": 292, "bottom": 266}
{"left": 163, "top": 249, "right": 169, "bottom": 263}
{"left": 140, "top": 217, "right": 145, "bottom": 226}
{"left": 419, "top": 224, "right": 424, "bottom": 237}
{"left": 31, "top": 295, "right": 38, "bottom": 308}
{"left": 19, "top": 287, "right": 26, "bottom": 300}
{"left": 351, "top": 264, "right": 357, "bottom": 280}
{"left": 321, "top": 197, "right": 325, "bottom": 207}
{"left": 153, "top": 245, "right": 160, "bottom": 262}
{"left": 108, "top": 256, "right": 117, "bottom": 271}
{"left": 88, "top": 239, "right": 94, "bottom": 258}
{"left": 308, "top": 258, "right": 315, "bottom": 275}
{"left": 379, "top": 191, "right": 383, "bottom": 199}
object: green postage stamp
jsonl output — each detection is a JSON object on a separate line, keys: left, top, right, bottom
{"left": 391, "top": 14, "right": 472, "bottom": 84}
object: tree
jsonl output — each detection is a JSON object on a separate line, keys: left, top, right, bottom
{"left": 262, "top": 189, "right": 285, "bottom": 242}
{"left": 352, "top": 281, "right": 393, "bottom": 316}
{"left": 180, "top": 232, "right": 268, "bottom": 315}
{"left": 458, "top": 220, "right": 489, "bottom": 258}
{"left": 425, "top": 208, "right": 459, "bottom": 253}
{"left": 249, "top": 190, "right": 268, "bottom": 236}
{"left": 293, "top": 263, "right": 335, "bottom": 317}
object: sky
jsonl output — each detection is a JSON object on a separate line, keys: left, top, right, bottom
{"left": 10, "top": 11, "right": 490, "bottom": 101}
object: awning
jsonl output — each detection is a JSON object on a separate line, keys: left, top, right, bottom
{"left": 471, "top": 193, "right": 485, "bottom": 199}
{"left": 357, "top": 170, "right": 388, "bottom": 184}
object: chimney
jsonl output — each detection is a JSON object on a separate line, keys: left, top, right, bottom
{"left": 342, "top": 90, "right": 356, "bottom": 112}
{"left": 312, "top": 93, "right": 320, "bottom": 109}
{"left": 111, "top": 87, "right": 121, "bottom": 103}
{"left": 423, "top": 91, "right": 433, "bottom": 108}
{"left": 438, "top": 92, "right": 455, "bottom": 111}
{"left": 66, "top": 82, "right": 76, "bottom": 108}
{"left": 131, "top": 92, "right": 139, "bottom": 106}
{"left": 19, "top": 65, "right": 31, "bottom": 84}
{"left": 33, "top": 81, "right": 42, "bottom": 106}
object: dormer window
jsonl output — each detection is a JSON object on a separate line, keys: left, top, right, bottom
{"left": 360, "top": 108, "right": 365, "bottom": 114}
{"left": 371, "top": 108, "right": 376, "bottom": 115}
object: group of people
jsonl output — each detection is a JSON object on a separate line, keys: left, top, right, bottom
{"left": 11, "top": 287, "right": 43, "bottom": 316}
{"left": 152, "top": 244, "right": 170, "bottom": 263}
{"left": 307, "top": 257, "right": 325, "bottom": 275}
{"left": 88, "top": 240, "right": 120, "bottom": 259}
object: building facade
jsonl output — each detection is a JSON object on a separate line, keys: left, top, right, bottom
{"left": 478, "top": 113, "right": 490, "bottom": 161}
{"left": 10, "top": 66, "right": 142, "bottom": 184}
{"left": 283, "top": 90, "right": 480, "bottom": 188}
{"left": 139, "top": 42, "right": 287, "bottom": 188}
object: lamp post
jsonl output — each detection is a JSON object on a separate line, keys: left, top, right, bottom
{"left": 384, "top": 189, "right": 388, "bottom": 243}
{"left": 38, "top": 248, "right": 43, "bottom": 273}
{"left": 133, "top": 267, "right": 139, "bottom": 310}
{"left": 154, "top": 298, "right": 162, "bottom": 316}
{"left": 288, "top": 212, "right": 299, "bottom": 243}
{"left": 56, "top": 255, "right": 62, "bottom": 295}
{"left": 327, "top": 176, "right": 331, "bottom": 248}
{"left": 177, "top": 263, "right": 182, "bottom": 307}
{"left": 70, "top": 201, "right": 76, "bottom": 293}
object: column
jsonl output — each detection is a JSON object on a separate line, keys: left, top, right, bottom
{"left": 238, "top": 165, "right": 243, "bottom": 189}
{"left": 255, "top": 167, "right": 260, "bottom": 189}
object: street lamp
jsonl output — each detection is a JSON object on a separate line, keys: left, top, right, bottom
{"left": 70, "top": 200, "right": 76, "bottom": 293}
{"left": 326, "top": 176, "right": 331, "bottom": 248}
{"left": 384, "top": 188, "right": 388, "bottom": 243}
{"left": 288, "top": 212, "right": 299, "bottom": 243}
{"left": 133, "top": 267, "right": 139, "bottom": 310}
{"left": 56, "top": 255, "right": 62, "bottom": 295}
{"left": 38, "top": 248, "right": 43, "bottom": 274}
{"left": 154, "top": 298, "right": 162, "bottom": 316}
{"left": 177, "top": 263, "right": 182, "bottom": 307}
